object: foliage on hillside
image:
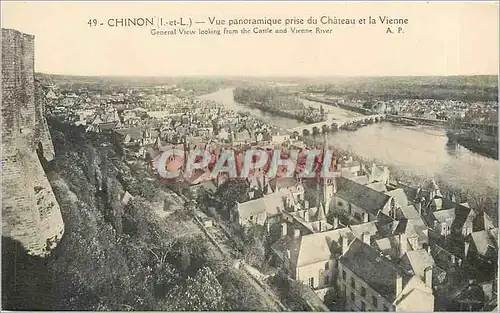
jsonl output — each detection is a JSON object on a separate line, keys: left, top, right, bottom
{"left": 2, "top": 121, "right": 275, "bottom": 311}
{"left": 267, "top": 270, "right": 312, "bottom": 311}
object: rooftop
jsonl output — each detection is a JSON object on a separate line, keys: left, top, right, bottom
{"left": 336, "top": 177, "right": 391, "bottom": 215}
{"left": 340, "top": 239, "right": 412, "bottom": 302}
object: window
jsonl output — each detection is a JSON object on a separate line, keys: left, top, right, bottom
{"left": 325, "top": 262, "right": 329, "bottom": 270}
{"left": 250, "top": 215, "right": 254, "bottom": 221}
{"left": 383, "top": 305, "right": 389, "bottom": 311}
{"left": 308, "top": 277, "right": 314, "bottom": 288}
{"left": 360, "top": 301, "right": 366, "bottom": 311}
{"left": 325, "top": 275, "right": 329, "bottom": 284}
{"left": 342, "top": 270, "right": 347, "bottom": 280}
{"left": 351, "top": 277, "right": 355, "bottom": 289}
{"left": 350, "top": 292, "right": 355, "bottom": 302}
{"left": 372, "top": 296, "right": 378, "bottom": 308}
{"left": 361, "top": 286, "right": 366, "bottom": 297}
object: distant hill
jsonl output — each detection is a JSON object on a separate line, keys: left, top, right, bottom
{"left": 36, "top": 73, "right": 498, "bottom": 101}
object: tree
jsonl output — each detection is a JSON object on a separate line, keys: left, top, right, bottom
{"left": 243, "top": 225, "right": 267, "bottom": 269}
{"left": 161, "top": 266, "right": 224, "bottom": 311}
{"left": 215, "top": 180, "right": 250, "bottom": 209}
{"left": 219, "top": 269, "right": 270, "bottom": 311}
{"left": 324, "top": 288, "right": 344, "bottom": 311}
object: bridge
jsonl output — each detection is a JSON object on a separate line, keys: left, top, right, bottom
{"left": 288, "top": 114, "right": 387, "bottom": 136}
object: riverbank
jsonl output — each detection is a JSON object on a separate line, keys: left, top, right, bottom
{"left": 307, "top": 136, "right": 498, "bottom": 221}
{"left": 446, "top": 131, "right": 498, "bottom": 160}
{"left": 197, "top": 88, "right": 498, "bottom": 218}
{"left": 301, "top": 95, "right": 373, "bottom": 115}
{"left": 245, "top": 101, "right": 326, "bottom": 124}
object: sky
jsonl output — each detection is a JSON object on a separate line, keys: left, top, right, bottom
{"left": 1, "top": 1, "right": 499, "bottom": 77}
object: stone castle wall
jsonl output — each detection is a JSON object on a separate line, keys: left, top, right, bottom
{"left": 2, "top": 28, "right": 64, "bottom": 256}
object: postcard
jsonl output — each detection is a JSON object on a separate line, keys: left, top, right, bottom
{"left": 1, "top": 1, "right": 498, "bottom": 312}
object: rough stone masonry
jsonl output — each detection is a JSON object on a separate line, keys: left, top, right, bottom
{"left": 2, "top": 28, "right": 64, "bottom": 256}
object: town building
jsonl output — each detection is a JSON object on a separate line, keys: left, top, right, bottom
{"left": 338, "top": 239, "right": 435, "bottom": 311}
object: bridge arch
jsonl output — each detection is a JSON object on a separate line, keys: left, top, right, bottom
{"left": 302, "top": 129, "right": 310, "bottom": 137}
{"left": 312, "top": 126, "right": 320, "bottom": 135}
{"left": 322, "top": 124, "right": 329, "bottom": 133}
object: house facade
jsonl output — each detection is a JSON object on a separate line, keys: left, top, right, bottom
{"left": 338, "top": 239, "right": 435, "bottom": 312}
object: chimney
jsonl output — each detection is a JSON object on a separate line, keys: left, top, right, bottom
{"left": 371, "top": 163, "right": 377, "bottom": 178}
{"left": 362, "top": 232, "right": 371, "bottom": 245}
{"left": 424, "top": 267, "right": 432, "bottom": 289}
{"left": 434, "top": 198, "right": 442, "bottom": 211}
{"left": 294, "top": 228, "right": 301, "bottom": 239}
{"left": 304, "top": 200, "right": 309, "bottom": 209}
{"left": 341, "top": 235, "right": 349, "bottom": 255}
{"left": 333, "top": 217, "right": 339, "bottom": 229}
{"left": 399, "top": 234, "right": 407, "bottom": 257}
{"left": 383, "top": 166, "right": 390, "bottom": 185}
{"left": 396, "top": 275, "right": 403, "bottom": 298}
{"left": 281, "top": 222, "right": 287, "bottom": 237}
{"left": 451, "top": 254, "right": 456, "bottom": 264}
{"left": 304, "top": 212, "right": 310, "bottom": 222}
{"left": 248, "top": 190, "right": 255, "bottom": 199}
{"left": 416, "top": 202, "right": 422, "bottom": 215}
{"left": 363, "top": 212, "right": 369, "bottom": 223}
{"left": 266, "top": 222, "right": 270, "bottom": 233}
{"left": 286, "top": 249, "right": 291, "bottom": 259}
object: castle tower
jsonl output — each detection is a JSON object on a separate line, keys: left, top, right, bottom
{"left": 2, "top": 29, "right": 64, "bottom": 256}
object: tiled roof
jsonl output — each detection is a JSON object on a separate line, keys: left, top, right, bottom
{"left": 297, "top": 227, "right": 354, "bottom": 267}
{"left": 403, "top": 249, "right": 435, "bottom": 277}
{"left": 433, "top": 208, "right": 456, "bottom": 224}
{"left": 262, "top": 191, "right": 287, "bottom": 216}
{"left": 336, "top": 177, "right": 391, "bottom": 214}
{"left": 272, "top": 226, "right": 354, "bottom": 268}
{"left": 399, "top": 205, "right": 421, "bottom": 220}
{"left": 366, "top": 181, "right": 388, "bottom": 192}
{"left": 386, "top": 188, "right": 409, "bottom": 207}
{"left": 237, "top": 198, "right": 266, "bottom": 218}
{"left": 340, "top": 239, "right": 412, "bottom": 302}
{"left": 446, "top": 199, "right": 475, "bottom": 231}
{"left": 470, "top": 230, "right": 496, "bottom": 256}
{"left": 349, "top": 175, "right": 369, "bottom": 185}
{"left": 349, "top": 221, "right": 378, "bottom": 239}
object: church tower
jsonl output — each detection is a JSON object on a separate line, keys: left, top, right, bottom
{"left": 320, "top": 132, "right": 336, "bottom": 215}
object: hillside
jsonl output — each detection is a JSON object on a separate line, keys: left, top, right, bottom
{"left": 2, "top": 120, "right": 276, "bottom": 311}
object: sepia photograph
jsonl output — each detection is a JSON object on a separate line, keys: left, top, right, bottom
{"left": 1, "top": 1, "right": 498, "bottom": 312}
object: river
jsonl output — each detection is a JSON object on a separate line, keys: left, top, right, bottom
{"left": 197, "top": 88, "right": 499, "bottom": 197}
